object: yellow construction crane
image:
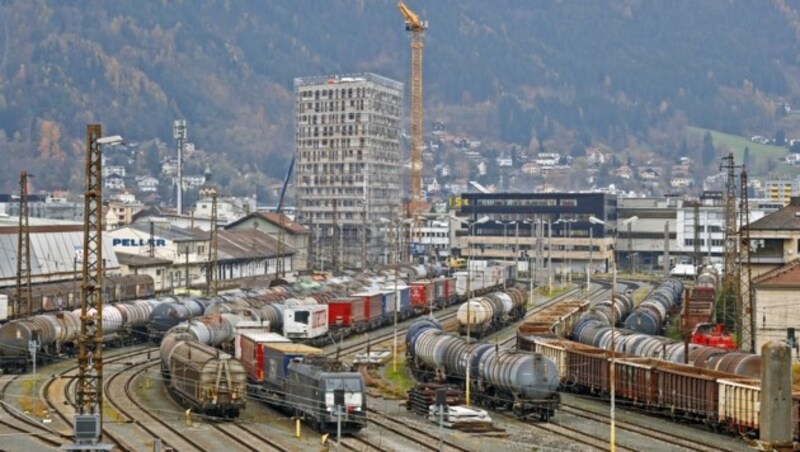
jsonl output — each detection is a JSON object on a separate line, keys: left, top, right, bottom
{"left": 397, "top": 1, "right": 427, "bottom": 235}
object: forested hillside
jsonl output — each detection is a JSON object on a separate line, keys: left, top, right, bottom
{"left": 1, "top": 0, "right": 799, "bottom": 195}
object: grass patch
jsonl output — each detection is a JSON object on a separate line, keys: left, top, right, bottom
{"left": 19, "top": 378, "right": 46, "bottom": 417}
{"left": 687, "top": 126, "right": 793, "bottom": 176}
{"left": 384, "top": 358, "right": 415, "bottom": 394}
{"left": 538, "top": 285, "right": 571, "bottom": 297}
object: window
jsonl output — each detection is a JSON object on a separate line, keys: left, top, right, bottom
{"left": 295, "top": 310, "right": 309, "bottom": 324}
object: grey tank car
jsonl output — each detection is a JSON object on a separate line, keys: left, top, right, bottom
{"left": 406, "top": 317, "right": 559, "bottom": 421}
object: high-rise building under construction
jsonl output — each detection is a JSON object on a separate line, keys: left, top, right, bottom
{"left": 294, "top": 73, "right": 403, "bottom": 269}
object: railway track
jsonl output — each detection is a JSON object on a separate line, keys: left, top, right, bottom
{"left": 341, "top": 433, "right": 386, "bottom": 451}
{"left": 43, "top": 347, "right": 167, "bottom": 451}
{"left": 366, "top": 407, "right": 471, "bottom": 452}
{"left": 558, "top": 403, "right": 721, "bottom": 452}
{"left": 0, "top": 373, "right": 66, "bottom": 448}
{"left": 213, "top": 421, "right": 290, "bottom": 452}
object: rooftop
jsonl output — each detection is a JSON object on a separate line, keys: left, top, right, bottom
{"left": 747, "top": 196, "right": 800, "bottom": 230}
{"left": 294, "top": 72, "right": 403, "bottom": 91}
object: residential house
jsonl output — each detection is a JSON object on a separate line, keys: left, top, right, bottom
{"left": 615, "top": 165, "right": 633, "bottom": 180}
{"left": 102, "top": 165, "right": 126, "bottom": 179}
{"left": 534, "top": 153, "right": 560, "bottom": 167}
{"left": 137, "top": 176, "right": 160, "bottom": 193}
{"left": 162, "top": 157, "right": 178, "bottom": 177}
{"left": 104, "top": 174, "right": 126, "bottom": 191}
{"left": 752, "top": 260, "right": 800, "bottom": 356}
{"left": 639, "top": 168, "right": 660, "bottom": 181}
{"left": 105, "top": 200, "right": 145, "bottom": 229}
{"left": 670, "top": 177, "right": 692, "bottom": 189}
{"left": 585, "top": 146, "right": 608, "bottom": 166}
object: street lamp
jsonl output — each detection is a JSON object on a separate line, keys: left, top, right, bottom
{"left": 588, "top": 216, "right": 605, "bottom": 290}
{"left": 554, "top": 219, "right": 576, "bottom": 289}
{"left": 381, "top": 217, "right": 413, "bottom": 374}
{"left": 448, "top": 215, "right": 489, "bottom": 406}
{"left": 590, "top": 214, "right": 637, "bottom": 452}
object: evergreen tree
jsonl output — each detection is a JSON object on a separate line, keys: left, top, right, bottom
{"left": 743, "top": 146, "right": 750, "bottom": 167}
{"left": 702, "top": 131, "right": 716, "bottom": 166}
{"left": 775, "top": 129, "right": 786, "bottom": 147}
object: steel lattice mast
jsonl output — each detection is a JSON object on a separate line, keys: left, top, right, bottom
{"left": 207, "top": 193, "right": 219, "bottom": 296}
{"left": 16, "top": 170, "right": 32, "bottom": 318}
{"left": 739, "top": 167, "right": 755, "bottom": 352}
{"left": 77, "top": 124, "right": 106, "bottom": 427}
{"left": 720, "top": 152, "right": 740, "bottom": 335}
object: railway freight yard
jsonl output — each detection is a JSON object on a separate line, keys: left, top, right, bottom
{"left": 0, "top": 271, "right": 778, "bottom": 451}
{"left": 2, "top": 2, "right": 800, "bottom": 452}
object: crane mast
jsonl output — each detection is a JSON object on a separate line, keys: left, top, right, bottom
{"left": 397, "top": 1, "right": 427, "bottom": 234}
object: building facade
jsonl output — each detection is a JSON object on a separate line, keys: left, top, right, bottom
{"left": 453, "top": 192, "right": 618, "bottom": 278}
{"left": 294, "top": 73, "right": 403, "bottom": 270}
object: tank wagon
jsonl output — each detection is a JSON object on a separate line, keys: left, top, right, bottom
{"left": 406, "top": 318, "right": 559, "bottom": 421}
{"left": 455, "top": 287, "right": 527, "bottom": 337}
{"left": 623, "top": 279, "right": 683, "bottom": 335}
{"left": 0, "top": 298, "right": 163, "bottom": 373}
{"left": 159, "top": 332, "right": 246, "bottom": 418}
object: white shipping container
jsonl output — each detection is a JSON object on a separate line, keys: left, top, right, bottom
{"left": 284, "top": 304, "right": 329, "bottom": 340}
{"left": 0, "top": 295, "right": 7, "bottom": 321}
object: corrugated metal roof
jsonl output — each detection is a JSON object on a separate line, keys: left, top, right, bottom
{"left": 128, "top": 223, "right": 208, "bottom": 241}
{"left": 216, "top": 229, "right": 295, "bottom": 261}
{"left": 0, "top": 230, "right": 119, "bottom": 283}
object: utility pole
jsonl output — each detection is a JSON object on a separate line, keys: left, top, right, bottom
{"left": 663, "top": 221, "right": 670, "bottom": 278}
{"left": 16, "top": 170, "right": 32, "bottom": 318}
{"left": 330, "top": 204, "right": 338, "bottom": 272}
{"left": 206, "top": 193, "right": 218, "bottom": 296}
{"left": 173, "top": 120, "right": 187, "bottom": 215}
{"left": 361, "top": 172, "right": 368, "bottom": 270}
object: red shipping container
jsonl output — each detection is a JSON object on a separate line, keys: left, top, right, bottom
{"left": 327, "top": 297, "right": 365, "bottom": 328}
{"left": 352, "top": 292, "right": 383, "bottom": 324}
{"left": 410, "top": 281, "right": 435, "bottom": 307}
{"left": 443, "top": 278, "right": 456, "bottom": 301}
{"left": 238, "top": 332, "right": 290, "bottom": 383}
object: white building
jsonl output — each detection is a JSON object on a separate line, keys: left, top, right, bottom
{"left": 294, "top": 73, "right": 403, "bottom": 269}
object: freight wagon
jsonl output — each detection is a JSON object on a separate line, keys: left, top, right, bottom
{"left": 0, "top": 274, "right": 155, "bottom": 320}
{"left": 521, "top": 335, "right": 800, "bottom": 441}
{"left": 159, "top": 333, "right": 247, "bottom": 418}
